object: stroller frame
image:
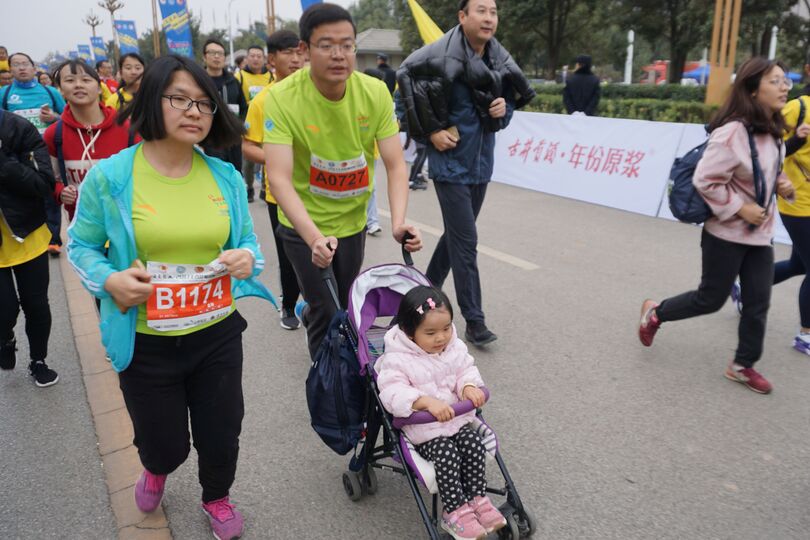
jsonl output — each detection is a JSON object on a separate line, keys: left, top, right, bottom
{"left": 324, "top": 250, "right": 537, "bottom": 539}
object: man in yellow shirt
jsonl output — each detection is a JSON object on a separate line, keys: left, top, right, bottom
{"left": 263, "top": 4, "right": 422, "bottom": 358}
{"left": 243, "top": 30, "right": 304, "bottom": 330}
{"left": 237, "top": 46, "right": 272, "bottom": 201}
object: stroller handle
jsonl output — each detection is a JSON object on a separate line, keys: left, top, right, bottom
{"left": 392, "top": 387, "right": 490, "bottom": 429}
{"left": 318, "top": 231, "right": 416, "bottom": 311}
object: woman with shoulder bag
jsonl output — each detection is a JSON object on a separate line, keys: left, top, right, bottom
{"left": 638, "top": 57, "right": 795, "bottom": 395}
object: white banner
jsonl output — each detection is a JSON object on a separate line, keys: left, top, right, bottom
{"left": 493, "top": 112, "right": 689, "bottom": 216}
{"left": 493, "top": 112, "right": 791, "bottom": 244}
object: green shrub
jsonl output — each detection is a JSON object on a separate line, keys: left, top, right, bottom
{"left": 523, "top": 94, "right": 718, "bottom": 124}
{"left": 532, "top": 83, "right": 705, "bottom": 102}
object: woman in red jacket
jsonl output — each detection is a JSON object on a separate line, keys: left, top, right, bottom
{"left": 43, "top": 59, "right": 137, "bottom": 221}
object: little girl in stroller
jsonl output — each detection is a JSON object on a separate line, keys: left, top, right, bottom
{"left": 377, "top": 285, "right": 506, "bottom": 540}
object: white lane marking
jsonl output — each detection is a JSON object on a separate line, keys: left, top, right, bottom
{"left": 377, "top": 209, "right": 539, "bottom": 271}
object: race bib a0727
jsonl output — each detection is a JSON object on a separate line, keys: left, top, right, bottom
{"left": 308, "top": 153, "right": 369, "bottom": 199}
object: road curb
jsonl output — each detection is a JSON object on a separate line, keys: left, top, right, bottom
{"left": 58, "top": 244, "right": 173, "bottom": 540}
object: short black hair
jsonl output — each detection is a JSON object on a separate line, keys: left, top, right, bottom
{"left": 119, "top": 52, "right": 146, "bottom": 67}
{"left": 54, "top": 59, "right": 100, "bottom": 87}
{"left": 299, "top": 3, "right": 356, "bottom": 45}
{"left": 118, "top": 55, "right": 244, "bottom": 149}
{"left": 235, "top": 54, "right": 246, "bottom": 66}
{"left": 95, "top": 59, "right": 110, "bottom": 70}
{"left": 8, "top": 52, "right": 35, "bottom": 66}
{"left": 247, "top": 45, "right": 265, "bottom": 54}
{"left": 266, "top": 30, "right": 300, "bottom": 53}
{"left": 396, "top": 285, "right": 454, "bottom": 338}
{"left": 203, "top": 38, "right": 226, "bottom": 54}
{"left": 458, "top": 0, "right": 469, "bottom": 11}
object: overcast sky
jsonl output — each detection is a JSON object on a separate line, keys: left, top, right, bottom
{"left": 3, "top": 0, "right": 354, "bottom": 61}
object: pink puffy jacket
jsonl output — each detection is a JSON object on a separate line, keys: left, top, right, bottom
{"left": 377, "top": 324, "right": 485, "bottom": 445}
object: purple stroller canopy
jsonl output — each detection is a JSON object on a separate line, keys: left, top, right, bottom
{"left": 347, "top": 264, "right": 432, "bottom": 372}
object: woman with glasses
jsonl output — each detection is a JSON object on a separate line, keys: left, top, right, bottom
{"left": 68, "top": 55, "right": 274, "bottom": 540}
{"left": 638, "top": 57, "right": 795, "bottom": 395}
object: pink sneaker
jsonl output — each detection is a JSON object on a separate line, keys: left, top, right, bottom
{"left": 638, "top": 299, "right": 661, "bottom": 346}
{"left": 441, "top": 504, "right": 486, "bottom": 540}
{"left": 134, "top": 470, "right": 166, "bottom": 513}
{"left": 470, "top": 496, "right": 507, "bottom": 533}
{"left": 724, "top": 363, "right": 772, "bottom": 394}
{"left": 201, "top": 496, "right": 244, "bottom": 540}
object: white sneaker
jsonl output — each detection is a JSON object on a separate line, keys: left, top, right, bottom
{"left": 367, "top": 224, "right": 382, "bottom": 236}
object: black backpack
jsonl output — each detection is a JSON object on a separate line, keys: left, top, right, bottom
{"left": 305, "top": 309, "right": 366, "bottom": 455}
{"left": 668, "top": 127, "right": 778, "bottom": 224}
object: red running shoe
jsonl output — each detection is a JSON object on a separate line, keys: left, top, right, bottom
{"left": 724, "top": 364, "right": 772, "bottom": 394}
{"left": 638, "top": 299, "right": 660, "bottom": 347}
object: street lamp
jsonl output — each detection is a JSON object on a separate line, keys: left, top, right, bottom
{"left": 228, "top": 0, "right": 237, "bottom": 68}
{"left": 98, "top": 0, "right": 124, "bottom": 66}
{"left": 84, "top": 11, "right": 102, "bottom": 37}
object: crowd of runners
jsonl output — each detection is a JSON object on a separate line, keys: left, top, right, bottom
{"left": 3, "top": 0, "right": 810, "bottom": 538}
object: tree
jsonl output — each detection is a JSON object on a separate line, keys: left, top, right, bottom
{"left": 349, "top": 0, "right": 397, "bottom": 32}
{"left": 620, "top": 0, "right": 713, "bottom": 83}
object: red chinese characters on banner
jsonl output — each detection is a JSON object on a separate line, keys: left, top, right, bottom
{"left": 505, "top": 137, "right": 646, "bottom": 179}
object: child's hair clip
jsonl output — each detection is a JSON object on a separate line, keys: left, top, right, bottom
{"left": 426, "top": 297, "right": 436, "bottom": 310}
{"left": 416, "top": 305, "right": 424, "bottom": 315}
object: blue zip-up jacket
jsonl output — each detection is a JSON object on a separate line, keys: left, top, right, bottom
{"left": 67, "top": 144, "right": 276, "bottom": 372}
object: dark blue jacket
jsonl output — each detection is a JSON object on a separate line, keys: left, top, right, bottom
{"left": 427, "top": 78, "right": 515, "bottom": 184}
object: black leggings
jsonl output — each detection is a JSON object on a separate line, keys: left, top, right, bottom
{"left": 774, "top": 213, "right": 810, "bottom": 328}
{"left": 656, "top": 230, "right": 773, "bottom": 368}
{"left": 0, "top": 253, "right": 51, "bottom": 361}
{"left": 118, "top": 312, "right": 247, "bottom": 503}
{"left": 266, "top": 203, "right": 301, "bottom": 311}
{"left": 416, "top": 424, "right": 487, "bottom": 513}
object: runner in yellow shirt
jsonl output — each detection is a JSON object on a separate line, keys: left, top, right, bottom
{"left": 243, "top": 30, "right": 305, "bottom": 330}
{"left": 263, "top": 4, "right": 422, "bottom": 358}
{"left": 105, "top": 53, "right": 144, "bottom": 110}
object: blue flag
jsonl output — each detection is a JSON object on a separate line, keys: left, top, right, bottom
{"left": 158, "top": 0, "right": 193, "bottom": 58}
{"left": 301, "top": 0, "right": 322, "bottom": 11}
{"left": 91, "top": 37, "right": 108, "bottom": 62}
{"left": 115, "top": 20, "right": 140, "bottom": 55}
{"left": 77, "top": 45, "right": 92, "bottom": 61}
{"left": 68, "top": 51, "right": 79, "bottom": 59}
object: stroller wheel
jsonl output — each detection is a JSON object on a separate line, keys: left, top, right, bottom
{"left": 342, "top": 471, "right": 363, "bottom": 501}
{"left": 515, "top": 508, "right": 537, "bottom": 537}
{"left": 362, "top": 467, "right": 378, "bottom": 495}
{"left": 497, "top": 514, "right": 521, "bottom": 540}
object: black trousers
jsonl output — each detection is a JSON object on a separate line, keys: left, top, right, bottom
{"left": 278, "top": 225, "right": 365, "bottom": 359}
{"left": 774, "top": 214, "right": 810, "bottom": 328}
{"left": 266, "top": 203, "right": 301, "bottom": 311}
{"left": 657, "top": 230, "right": 774, "bottom": 367}
{"left": 44, "top": 197, "right": 62, "bottom": 246}
{"left": 409, "top": 142, "right": 428, "bottom": 183}
{"left": 0, "top": 253, "right": 51, "bottom": 361}
{"left": 118, "top": 312, "right": 247, "bottom": 503}
{"left": 426, "top": 181, "right": 488, "bottom": 323}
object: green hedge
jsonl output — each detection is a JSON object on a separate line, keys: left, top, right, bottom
{"left": 524, "top": 94, "right": 717, "bottom": 123}
{"left": 533, "top": 83, "right": 706, "bottom": 102}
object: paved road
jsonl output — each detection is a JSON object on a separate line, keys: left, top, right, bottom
{"left": 0, "top": 255, "right": 117, "bottom": 540}
{"left": 5, "top": 172, "right": 810, "bottom": 539}
{"left": 163, "top": 175, "right": 810, "bottom": 539}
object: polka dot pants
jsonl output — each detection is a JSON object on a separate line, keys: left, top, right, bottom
{"left": 416, "top": 424, "right": 487, "bottom": 513}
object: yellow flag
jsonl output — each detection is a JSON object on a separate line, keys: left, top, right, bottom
{"left": 407, "top": 0, "right": 444, "bottom": 45}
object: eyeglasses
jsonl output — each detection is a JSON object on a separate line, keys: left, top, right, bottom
{"left": 10, "top": 62, "right": 32, "bottom": 68}
{"left": 205, "top": 50, "right": 225, "bottom": 57}
{"left": 767, "top": 77, "right": 794, "bottom": 90}
{"left": 311, "top": 42, "right": 357, "bottom": 56}
{"left": 162, "top": 95, "right": 217, "bottom": 115}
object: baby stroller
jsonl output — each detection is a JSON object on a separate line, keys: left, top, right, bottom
{"left": 332, "top": 248, "right": 537, "bottom": 539}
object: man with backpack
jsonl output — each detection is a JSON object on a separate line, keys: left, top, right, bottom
{"left": 1, "top": 52, "right": 65, "bottom": 256}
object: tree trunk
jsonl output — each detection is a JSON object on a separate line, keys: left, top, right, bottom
{"left": 669, "top": 47, "right": 688, "bottom": 84}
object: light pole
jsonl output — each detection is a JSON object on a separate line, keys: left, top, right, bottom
{"left": 624, "top": 30, "right": 634, "bottom": 84}
{"left": 98, "top": 0, "right": 124, "bottom": 66}
{"left": 151, "top": 0, "right": 161, "bottom": 57}
{"left": 228, "top": 0, "right": 237, "bottom": 68}
{"left": 84, "top": 11, "right": 102, "bottom": 37}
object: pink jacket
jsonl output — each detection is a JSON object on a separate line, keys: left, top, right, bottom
{"left": 377, "top": 324, "right": 485, "bottom": 445}
{"left": 694, "top": 120, "right": 792, "bottom": 246}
